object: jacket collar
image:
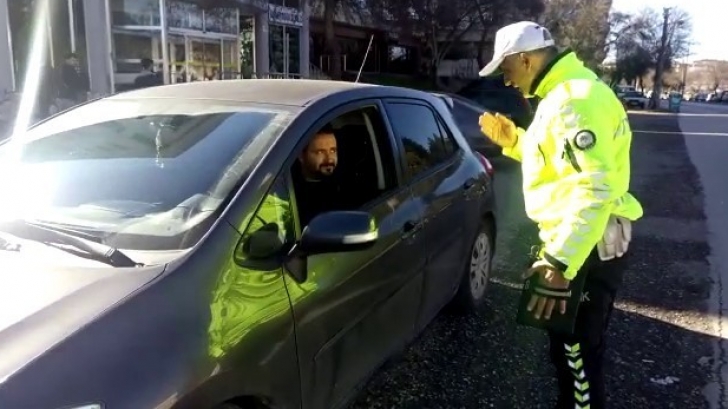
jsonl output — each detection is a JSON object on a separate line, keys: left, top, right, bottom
{"left": 529, "top": 49, "right": 594, "bottom": 98}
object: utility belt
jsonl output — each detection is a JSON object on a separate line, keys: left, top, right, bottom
{"left": 529, "top": 215, "right": 633, "bottom": 263}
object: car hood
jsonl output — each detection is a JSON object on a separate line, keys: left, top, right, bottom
{"left": 0, "top": 245, "right": 166, "bottom": 383}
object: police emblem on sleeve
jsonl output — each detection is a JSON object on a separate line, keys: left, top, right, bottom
{"left": 573, "top": 130, "right": 596, "bottom": 150}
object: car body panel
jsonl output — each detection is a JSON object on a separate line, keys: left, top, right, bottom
{"left": 0, "top": 249, "right": 166, "bottom": 385}
{"left": 382, "top": 97, "right": 486, "bottom": 328}
{"left": 0, "top": 80, "right": 496, "bottom": 409}
{"left": 0, "top": 261, "right": 167, "bottom": 407}
{"left": 273, "top": 97, "right": 427, "bottom": 409}
{"left": 286, "top": 184, "right": 426, "bottom": 409}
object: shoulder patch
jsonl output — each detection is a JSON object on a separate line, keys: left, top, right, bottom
{"left": 573, "top": 130, "right": 596, "bottom": 150}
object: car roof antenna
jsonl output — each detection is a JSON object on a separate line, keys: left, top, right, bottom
{"left": 355, "top": 34, "right": 374, "bottom": 83}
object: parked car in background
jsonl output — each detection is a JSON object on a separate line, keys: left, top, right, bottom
{"left": 433, "top": 92, "right": 502, "bottom": 157}
{"left": 620, "top": 90, "right": 649, "bottom": 109}
{"left": 0, "top": 79, "right": 497, "bottom": 409}
{"left": 456, "top": 74, "right": 535, "bottom": 129}
{"left": 707, "top": 91, "right": 727, "bottom": 103}
{"left": 615, "top": 85, "right": 636, "bottom": 98}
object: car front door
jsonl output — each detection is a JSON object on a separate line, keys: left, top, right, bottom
{"left": 383, "top": 100, "right": 474, "bottom": 329}
{"left": 283, "top": 102, "right": 427, "bottom": 409}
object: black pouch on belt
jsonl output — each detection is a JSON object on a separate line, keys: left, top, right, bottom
{"left": 515, "top": 246, "right": 588, "bottom": 335}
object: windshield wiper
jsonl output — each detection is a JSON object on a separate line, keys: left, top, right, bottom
{"left": 0, "top": 220, "right": 142, "bottom": 267}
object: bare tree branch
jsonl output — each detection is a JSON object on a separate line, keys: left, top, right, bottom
{"left": 540, "top": 0, "right": 613, "bottom": 67}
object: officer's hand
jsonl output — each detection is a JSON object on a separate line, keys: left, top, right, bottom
{"left": 478, "top": 112, "right": 517, "bottom": 148}
{"left": 523, "top": 260, "right": 570, "bottom": 320}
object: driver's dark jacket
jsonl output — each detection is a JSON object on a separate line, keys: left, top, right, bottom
{"left": 292, "top": 169, "right": 350, "bottom": 227}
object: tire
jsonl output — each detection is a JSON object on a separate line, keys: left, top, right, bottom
{"left": 451, "top": 218, "right": 495, "bottom": 313}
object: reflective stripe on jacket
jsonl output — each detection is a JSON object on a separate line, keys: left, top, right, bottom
{"left": 503, "top": 50, "right": 643, "bottom": 279}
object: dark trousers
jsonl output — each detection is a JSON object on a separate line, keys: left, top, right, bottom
{"left": 549, "top": 252, "right": 627, "bottom": 409}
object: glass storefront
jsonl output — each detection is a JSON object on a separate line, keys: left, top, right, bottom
{"left": 269, "top": 25, "right": 300, "bottom": 75}
{"left": 166, "top": 35, "right": 239, "bottom": 83}
{"left": 3, "top": 0, "right": 310, "bottom": 100}
{"left": 267, "top": 4, "right": 302, "bottom": 77}
{"left": 110, "top": 0, "right": 240, "bottom": 89}
{"left": 111, "top": 0, "right": 161, "bottom": 26}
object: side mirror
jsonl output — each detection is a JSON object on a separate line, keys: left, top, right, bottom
{"left": 235, "top": 222, "right": 285, "bottom": 270}
{"left": 297, "top": 211, "right": 378, "bottom": 255}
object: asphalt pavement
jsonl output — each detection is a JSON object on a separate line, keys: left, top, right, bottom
{"left": 349, "top": 101, "right": 728, "bottom": 409}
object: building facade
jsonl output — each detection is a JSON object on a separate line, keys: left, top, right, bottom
{"left": 0, "top": 0, "right": 311, "bottom": 98}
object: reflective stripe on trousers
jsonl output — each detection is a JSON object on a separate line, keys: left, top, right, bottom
{"left": 565, "top": 342, "right": 590, "bottom": 409}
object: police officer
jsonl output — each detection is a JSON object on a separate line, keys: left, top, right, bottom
{"left": 477, "top": 21, "right": 643, "bottom": 409}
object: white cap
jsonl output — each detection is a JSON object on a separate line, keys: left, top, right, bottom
{"left": 478, "top": 21, "right": 556, "bottom": 77}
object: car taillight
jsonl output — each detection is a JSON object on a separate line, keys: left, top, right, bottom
{"left": 475, "top": 152, "right": 494, "bottom": 176}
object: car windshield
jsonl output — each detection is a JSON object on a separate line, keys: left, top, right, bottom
{"left": 0, "top": 98, "right": 293, "bottom": 251}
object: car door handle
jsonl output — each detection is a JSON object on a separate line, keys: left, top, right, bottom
{"left": 402, "top": 220, "right": 422, "bottom": 236}
{"left": 463, "top": 178, "right": 476, "bottom": 191}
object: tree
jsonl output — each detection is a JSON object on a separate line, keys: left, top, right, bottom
{"left": 609, "top": 7, "right": 692, "bottom": 103}
{"left": 606, "top": 10, "right": 653, "bottom": 54}
{"left": 614, "top": 44, "right": 653, "bottom": 88}
{"left": 705, "top": 60, "right": 728, "bottom": 91}
{"left": 539, "top": 0, "right": 613, "bottom": 68}
{"left": 323, "top": 0, "right": 342, "bottom": 79}
{"left": 473, "top": 0, "right": 545, "bottom": 66}
{"left": 649, "top": 7, "right": 691, "bottom": 107}
{"left": 609, "top": 11, "right": 657, "bottom": 87}
{"left": 310, "top": 0, "right": 369, "bottom": 79}
{"left": 370, "top": 0, "right": 480, "bottom": 82}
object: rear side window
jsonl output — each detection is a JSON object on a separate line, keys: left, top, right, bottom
{"left": 458, "top": 79, "right": 534, "bottom": 128}
{"left": 452, "top": 100, "right": 480, "bottom": 124}
{"left": 385, "top": 102, "right": 456, "bottom": 180}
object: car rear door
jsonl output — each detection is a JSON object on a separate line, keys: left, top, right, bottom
{"left": 283, "top": 101, "right": 427, "bottom": 409}
{"left": 383, "top": 99, "right": 477, "bottom": 329}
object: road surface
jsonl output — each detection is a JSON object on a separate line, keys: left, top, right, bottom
{"left": 349, "top": 101, "right": 728, "bottom": 409}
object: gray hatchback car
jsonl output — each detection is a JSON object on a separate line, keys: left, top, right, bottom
{"left": 0, "top": 80, "right": 496, "bottom": 409}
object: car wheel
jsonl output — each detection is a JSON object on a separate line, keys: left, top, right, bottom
{"left": 451, "top": 218, "right": 495, "bottom": 313}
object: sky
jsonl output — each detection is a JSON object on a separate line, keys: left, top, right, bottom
{"left": 611, "top": 0, "right": 728, "bottom": 61}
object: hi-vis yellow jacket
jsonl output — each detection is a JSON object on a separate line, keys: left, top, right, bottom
{"left": 503, "top": 50, "right": 643, "bottom": 280}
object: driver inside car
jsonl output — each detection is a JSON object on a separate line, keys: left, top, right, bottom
{"left": 292, "top": 124, "right": 349, "bottom": 228}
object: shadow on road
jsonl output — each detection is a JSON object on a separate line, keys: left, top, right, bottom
{"left": 351, "top": 279, "right": 716, "bottom": 408}
{"left": 351, "top": 113, "right": 718, "bottom": 408}
{"left": 625, "top": 112, "right": 713, "bottom": 318}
